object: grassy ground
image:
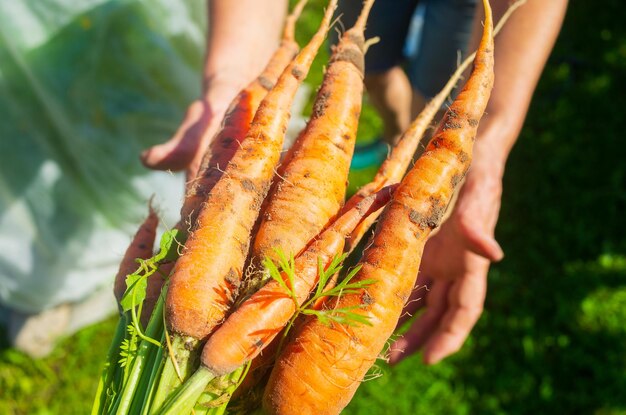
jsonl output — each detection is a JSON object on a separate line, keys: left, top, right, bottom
{"left": 2, "top": 0, "right": 626, "bottom": 414}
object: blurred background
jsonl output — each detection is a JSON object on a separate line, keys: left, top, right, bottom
{"left": 1, "top": 0, "right": 625, "bottom": 413}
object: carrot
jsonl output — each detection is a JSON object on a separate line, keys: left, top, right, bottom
{"left": 237, "top": 185, "right": 395, "bottom": 406}
{"left": 205, "top": 186, "right": 394, "bottom": 375}
{"left": 180, "top": 0, "right": 308, "bottom": 227}
{"left": 113, "top": 202, "right": 159, "bottom": 303}
{"left": 93, "top": 202, "right": 160, "bottom": 414}
{"left": 155, "top": 186, "right": 395, "bottom": 415}
{"left": 262, "top": 0, "right": 494, "bottom": 413}
{"left": 341, "top": 0, "right": 524, "bottom": 253}
{"left": 150, "top": 5, "right": 313, "bottom": 406}
{"left": 151, "top": 6, "right": 339, "bottom": 407}
{"left": 246, "top": 0, "right": 375, "bottom": 295}
{"left": 236, "top": 3, "right": 379, "bottom": 388}
{"left": 166, "top": 0, "right": 337, "bottom": 342}
{"left": 112, "top": 202, "right": 165, "bottom": 326}
{"left": 152, "top": 4, "right": 338, "bottom": 409}
{"left": 341, "top": 71, "right": 470, "bottom": 252}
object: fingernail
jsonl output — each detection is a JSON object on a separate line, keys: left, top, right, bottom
{"left": 388, "top": 340, "right": 406, "bottom": 365}
{"left": 486, "top": 238, "right": 504, "bottom": 262}
{"left": 140, "top": 148, "right": 151, "bottom": 162}
{"left": 423, "top": 349, "right": 444, "bottom": 365}
{"left": 493, "top": 243, "right": 505, "bottom": 262}
{"left": 388, "top": 353, "right": 402, "bottom": 366}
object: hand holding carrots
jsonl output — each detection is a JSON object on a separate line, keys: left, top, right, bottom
{"left": 389, "top": 163, "right": 504, "bottom": 365}
{"left": 141, "top": 0, "right": 291, "bottom": 181}
{"left": 387, "top": 0, "right": 568, "bottom": 365}
{"left": 140, "top": 87, "right": 236, "bottom": 181}
{"left": 93, "top": 0, "right": 572, "bottom": 412}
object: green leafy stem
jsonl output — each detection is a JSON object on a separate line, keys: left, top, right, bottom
{"left": 92, "top": 228, "right": 186, "bottom": 415}
{"left": 263, "top": 249, "right": 375, "bottom": 355}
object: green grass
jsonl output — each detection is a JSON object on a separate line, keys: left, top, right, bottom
{"left": 0, "top": 320, "right": 116, "bottom": 415}
{"left": 2, "top": 0, "right": 626, "bottom": 414}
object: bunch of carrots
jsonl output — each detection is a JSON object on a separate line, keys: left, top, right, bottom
{"left": 92, "top": 0, "right": 522, "bottom": 413}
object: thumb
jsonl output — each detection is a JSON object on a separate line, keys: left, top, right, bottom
{"left": 141, "top": 100, "right": 212, "bottom": 172}
{"left": 461, "top": 222, "right": 504, "bottom": 262}
{"left": 185, "top": 153, "right": 205, "bottom": 187}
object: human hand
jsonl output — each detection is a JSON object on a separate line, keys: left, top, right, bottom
{"left": 388, "top": 164, "right": 504, "bottom": 365}
{"left": 140, "top": 82, "right": 241, "bottom": 181}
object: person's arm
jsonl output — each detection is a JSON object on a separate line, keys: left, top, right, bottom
{"left": 141, "top": 0, "right": 287, "bottom": 179}
{"left": 389, "top": 0, "right": 568, "bottom": 365}
{"left": 475, "top": 0, "right": 569, "bottom": 176}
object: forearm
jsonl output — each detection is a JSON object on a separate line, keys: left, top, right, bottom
{"left": 473, "top": 0, "right": 568, "bottom": 176}
{"left": 203, "top": 0, "right": 288, "bottom": 96}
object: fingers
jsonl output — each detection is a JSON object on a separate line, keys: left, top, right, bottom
{"left": 388, "top": 280, "right": 450, "bottom": 365}
{"left": 389, "top": 266, "right": 488, "bottom": 366}
{"left": 140, "top": 100, "right": 215, "bottom": 172}
{"left": 395, "top": 275, "right": 430, "bottom": 328}
{"left": 185, "top": 152, "right": 204, "bottom": 186}
{"left": 421, "top": 273, "right": 487, "bottom": 364}
{"left": 459, "top": 217, "right": 504, "bottom": 262}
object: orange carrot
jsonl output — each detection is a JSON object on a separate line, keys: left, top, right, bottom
{"left": 247, "top": 0, "right": 375, "bottom": 293}
{"left": 341, "top": 68, "right": 470, "bottom": 252}
{"left": 156, "top": 186, "right": 394, "bottom": 415}
{"left": 112, "top": 201, "right": 170, "bottom": 329}
{"left": 180, "top": 0, "right": 308, "bottom": 227}
{"left": 340, "top": 0, "right": 522, "bottom": 253}
{"left": 113, "top": 203, "right": 163, "bottom": 323}
{"left": 152, "top": 6, "right": 337, "bottom": 410}
{"left": 166, "top": 0, "right": 337, "bottom": 344}
{"left": 342, "top": 0, "right": 526, "bottom": 252}
{"left": 233, "top": 186, "right": 395, "bottom": 410}
{"left": 263, "top": 0, "right": 494, "bottom": 413}
{"left": 202, "top": 186, "right": 394, "bottom": 377}
{"left": 113, "top": 202, "right": 158, "bottom": 305}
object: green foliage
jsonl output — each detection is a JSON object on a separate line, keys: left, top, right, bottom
{"left": 0, "top": 319, "right": 116, "bottom": 415}
{"left": 303, "top": 268, "right": 374, "bottom": 328}
{"left": 118, "top": 326, "right": 139, "bottom": 368}
{"left": 153, "top": 228, "right": 185, "bottom": 263}
{"left": 302, "top": 305, "right": 372, "bottom": 328}
{"left": 315, "top": 253, "right": 347, "bottom": 298}
{"left": 119, "top": 228, "right": 183, "bottom": 313}
{"left": 120, "top": 273, "right": 149, "bottom": 314}
{"left": 94, "top": 228, "right": 185, "bottom": 414}
{"left": 265, "top": 249, "right": 374, "bottom": 334}
{"left": 300, "top": 260, "right": 375, "bottom": 328}
{"left": 263, "top": 250, "right": 298, "bottom": 306}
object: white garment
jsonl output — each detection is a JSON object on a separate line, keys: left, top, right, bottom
{"left": 0, "top": 0, "right": 204, "bottom": 313}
